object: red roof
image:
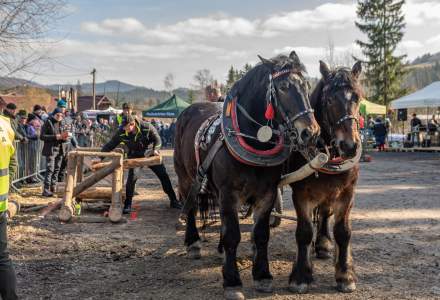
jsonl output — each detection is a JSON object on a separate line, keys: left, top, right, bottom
{"left": 77, "top": 95, "right": 112, "bottom": 112}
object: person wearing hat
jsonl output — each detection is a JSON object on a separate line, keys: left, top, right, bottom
{"left": 116, "top": 102, "right": 134, "bottom": 126}
{"left": 2, "top": 103, "right": 25, "bottom": 142}
{"left": 102, "top": 115, "right": 182, "bottom": 212}
{"left": 40, "top": 108, "right": 70, "bottom": 197}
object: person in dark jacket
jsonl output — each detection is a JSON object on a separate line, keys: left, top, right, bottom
{"left": 373, "top": 117, "right": 387, "bottom": 152}
{"left": 102, "top": 115, "right": 182, "bottom": 213}
{"left": 2, "top": 103, "right": 25, "bottom": 142}
{"left": 40, "top": 108, "right": 69, "bottom": 197}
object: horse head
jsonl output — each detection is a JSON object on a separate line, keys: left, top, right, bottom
{"left": 316, "top": 60, "right": 363, "bottom": 159}
{"left": 255, "top": 51, "right": 320, "bottom": 149}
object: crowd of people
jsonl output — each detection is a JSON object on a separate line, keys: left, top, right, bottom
{"left": 1, "top": 99, "right": 182, "bottom": 199}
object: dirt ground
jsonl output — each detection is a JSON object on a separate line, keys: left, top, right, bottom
{"left": 8, "top": 150, "right": 440, "bottom": 299}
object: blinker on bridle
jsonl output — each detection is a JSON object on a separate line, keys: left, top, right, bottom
{"left": 234, "top": 67, "right": 314, "bottom": 145}
{"left": 267, "top": 69, "right": 314, "bottom": 127}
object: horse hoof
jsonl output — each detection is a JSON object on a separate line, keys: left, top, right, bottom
{"left": 288, "top": 282, "right": 309, "bottom": 294}
{"left": 337, "top": 282, "right": 356, "bottom": 293}
{"left": 224, "top": 287, "right": 245, "bottom": 300}
{"left": 186, "top": 241, "right": 201, "bottom": 259}
{"left": 316, "top": 249, "right": 331, "bottom": 260}
{"left": 254, "top": 279, "right": 273, "bottom": 293}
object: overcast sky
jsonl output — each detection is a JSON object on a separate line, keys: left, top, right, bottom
{"left": 30, "top": 0, "right": 440, "bottom": 89}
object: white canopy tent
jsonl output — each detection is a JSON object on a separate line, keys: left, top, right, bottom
{"left": 390, "top": 81, "right": 440, "bottom": 109}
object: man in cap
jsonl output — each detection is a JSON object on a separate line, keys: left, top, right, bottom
{"left": 116, "top": 102, "right": 133, "bottom": 126}
{"left": 2, "top": 103, "right": 25, "bottom": 142}
{"left": 40, "top": 108, "right": 69, "bottom": 197}
{"left": 102, "top": 115, "right": 182, "bottom": 212}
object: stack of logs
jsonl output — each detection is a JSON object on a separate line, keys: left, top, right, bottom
{"left": 57, "top": 148, "right": 162, "bottom": 223}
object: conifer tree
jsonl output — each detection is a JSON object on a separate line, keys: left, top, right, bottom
{"left": 356, "top": 0, "right": 406, "bottom": 106}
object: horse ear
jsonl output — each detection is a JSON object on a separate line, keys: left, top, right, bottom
{"left": 258, "top": 55, "right": 274, "bottom": 68}
{"left": 352, "top": 61, "right": 362, "bottom": 80}
{"left": 289, "top": 50, "right": 302, "bottom": 69}
{"left": 319, "top": 60, "right": 331, "bottom": 80}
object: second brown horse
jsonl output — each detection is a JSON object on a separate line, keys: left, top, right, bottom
{"left": 288, "top": 60, "right": 363, "bottom": 294}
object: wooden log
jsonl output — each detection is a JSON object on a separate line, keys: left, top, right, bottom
{"left": 22, "top": 204, "right": 49, "bottom": 212}
{"left": 70, "top": 150, "right": 124, "bottom": 158}
{"left": 72, "top": 160, "right": 121, "bottom": 197}
{"left": 75, "top": 147, "right": 102, "bottom": 152}
{"left": 76, "top": 156, "right": 84, "bottom": 183}
{"left": 91, "top": 155, "right": 162, "bottom": 171}
{"left": 40, "top": 200, "right": 63, "bottom": 217}
{"left": 48, "top": 215, "right": 126, "bottom": 223}
{"left": 56, "top": 186, "right": 126, "bottom": 200}
{"left": 7, "top": 201, "right": 20, "bottom": 218}
{"left": 270, "top": 212, "right": 297, "bottom": 221}
{"left": 109, "top": 156, "right": 123, "bottom": 223}
{"left": 59, "top": 153, "right": 77, "bottom": 222}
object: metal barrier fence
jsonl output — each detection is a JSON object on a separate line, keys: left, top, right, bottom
{"left": 11, "top": 140, "right": 46, "bottom": 191}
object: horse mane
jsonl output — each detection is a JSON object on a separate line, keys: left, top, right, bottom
{"left": 231, "top": 54, "right": 307, "bottom": 98}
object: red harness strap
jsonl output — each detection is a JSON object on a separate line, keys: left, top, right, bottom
{"left": 230, "top": 98, "right": 284, "bottom": 156}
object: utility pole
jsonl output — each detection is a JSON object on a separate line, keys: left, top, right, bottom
{"left": 91, "top": 68, "right": 96, "bottom": 110}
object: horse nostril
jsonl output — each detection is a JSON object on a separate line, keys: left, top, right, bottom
{"left": 300, "top": 129, "right": 312, "bottom": 143}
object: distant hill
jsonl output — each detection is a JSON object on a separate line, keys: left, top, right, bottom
{"left": 402, "top": 51, "right": 440, "bottom": 92}
{"left": 0, "top": 77, "right": 43, "bottom": 90}
{"left": 0, "top": 78, "right": 192, "bottom": 110}
{"left": 411, "top": 52, "right": 440, "bottom": 66}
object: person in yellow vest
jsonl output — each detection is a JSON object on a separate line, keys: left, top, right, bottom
{"left": 116, "top": 102, "right": 134, "bottom": 127}
{"left": 0, "top": 115, "right": 18, "bottom": 299}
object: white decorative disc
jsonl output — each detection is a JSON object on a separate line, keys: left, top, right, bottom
{"left": 257, "top": 126, "right": 273, "bottom": 143}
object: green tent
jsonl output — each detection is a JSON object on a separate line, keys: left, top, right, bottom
{"left": 359, "top": 99, "right": 386, "bottom": 115}
{"left": 142, "top": 94, "right": 190, "bottom": 118}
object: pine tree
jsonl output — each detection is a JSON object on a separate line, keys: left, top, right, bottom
{"left": 226, "top": 66, "right": 236, "bottom": 89}
{"left": 356, "top": 0, "right": 406, "bottom": 106}
{"left": 188, "top": 89, "right": 195, "bottom": 104}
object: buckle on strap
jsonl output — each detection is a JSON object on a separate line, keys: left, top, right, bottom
{"left": 290, "top": 109, "right": 314, "bottom": 123}
{"left": 336, "top": 115, "right": 358, "bottom": 126}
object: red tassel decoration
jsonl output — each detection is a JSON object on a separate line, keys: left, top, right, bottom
{"left": 265, "top": 103, "right": 275, "bottom": 120}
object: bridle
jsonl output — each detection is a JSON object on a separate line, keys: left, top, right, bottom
{"left": 266, "top": 68, "right": 314, "bottom": 148}
{"left": 232, "top": 68, "right": 314, "bottom": 151}
{"left": 321, "top": 80, "right": 359, "bottom": 142}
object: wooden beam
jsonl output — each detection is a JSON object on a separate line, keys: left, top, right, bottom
{"left": 109, "top": 155, "right": 124, "bottom": 223}
{"left": 59, "top": 153, "right": 77, "bottom": 222}
{"left": 91, "top": 155, "right": 162, "bottom": 171}
{"left": 72, "top": 160, "right": 120, "bottom": 197}
{"left": 70, "top": 150, "right": 123, "bottom": 158}
{"left": 56, "top": 186, "right": 126, "bottom": 200}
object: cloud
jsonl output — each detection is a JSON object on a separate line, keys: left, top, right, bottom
{"left": 81, "top": 18, "right": 146, "bottom": 36}
{"left": 81, "top": 16, "right": 259, "bottom": 43}
{"left": 53, "top": 39, "right": 241, "bottom": 60}
{"left": 262, "top": 3, "right": 356, "bottom": 33}
{"left": 404, "top": 1, "right": 440, "bottom": 26}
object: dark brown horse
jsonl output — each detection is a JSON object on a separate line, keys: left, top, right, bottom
{"left": 288, "top": 61, "right": 362, "bottom": 294}
{"left": 174, "top": 51, "right": 320, "bottom": 300}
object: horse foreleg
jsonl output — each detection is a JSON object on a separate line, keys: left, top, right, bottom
{"left": 185, "top": 208, "right": 201, "bottom": 259}
{"left": 219, "top": 190, "right": 244, "bottom": 300}
{"left": 333, "top": 189, "right": 357, "bottom": 293}
{"left": 251, "top": 191, "right": 275, "bottom": 293}
{"left": 289, "top": 192, "right": 314, "bottom": 294}
{"left": 315, "top": 204, "right": 332, "bottom": 259}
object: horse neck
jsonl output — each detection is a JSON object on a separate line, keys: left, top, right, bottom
{"left": 312, "top": 79, "right": 332, "bottom": 145}
{"left": 235, "top": 68, "right": 269, "bottom": 132}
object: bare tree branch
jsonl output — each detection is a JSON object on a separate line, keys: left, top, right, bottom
{"left": 0, "top": 0, "right": 66, "bottom": 76}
